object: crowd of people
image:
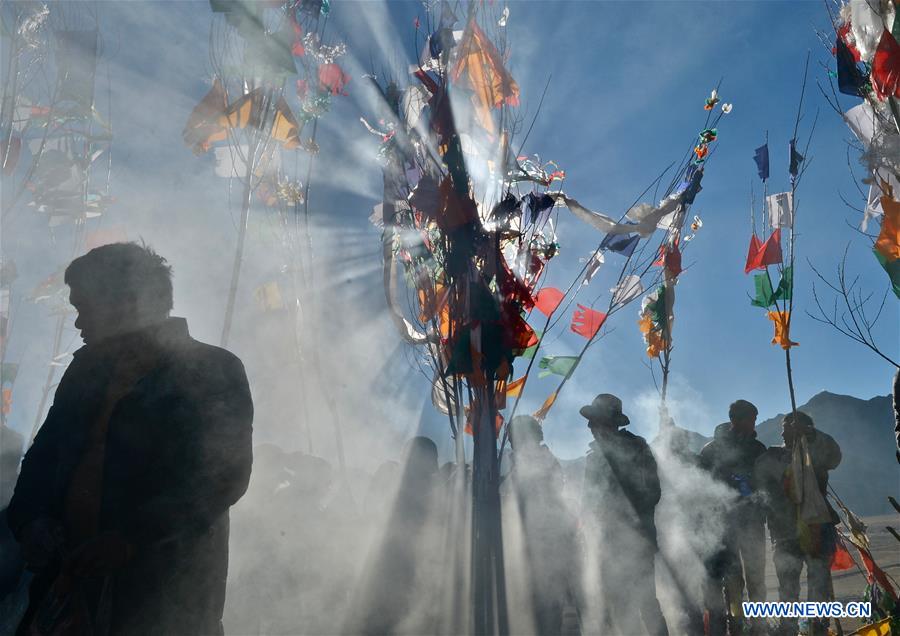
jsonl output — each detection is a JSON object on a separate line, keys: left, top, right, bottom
{"left": 0, "top": 243, "right": 847, "bottom": 636}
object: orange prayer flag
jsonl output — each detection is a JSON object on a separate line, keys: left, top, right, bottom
{"left": 533, "top": 390, "right": 558, "bottom": 420}
{"left": 183, "top": 79, "right": 228, "bottom": 154}
{"left": 463, "top": 410, "right": 504, "bottom": 437}
{"left": 452, "top": 19, "right": 520, "bottom": 135}
{"left": 505, "top": 375, "right": 526, "bottom": 398}
{"left": 767, "top": 311, "right": 798, "bottom": 350}
{"left": 875, "top": 185, "right": 900, "bottom": 262}
{"left": 1, "top": 388, "right": 11, "bottom": 415}
{"left": 270, "top": 97, "right": 303, "bottom": 149}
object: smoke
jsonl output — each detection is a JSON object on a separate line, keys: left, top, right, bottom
{"left": 3, "top": 2, "right": 888, "bottom": 635}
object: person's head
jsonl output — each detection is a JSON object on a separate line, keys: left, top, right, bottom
{"left": 403, "top": 436, "right": 439, "bottom": 478}
{"left": 728, "top": 399, "right": 758, "bottom": 436}
{"left": 65, "top": 242, "right": 173, "bottom": 345}
{"left": 508, "top": 415, "right": 543, "bottom": 450}
{"left": 581, "top": 393, "right": 629, "bottom": 436}
{"left": 782, "top": 410, "right": 814, "bottom": 447}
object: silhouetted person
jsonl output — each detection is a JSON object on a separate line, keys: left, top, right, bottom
{"left": 698, "top": 399, "right": 767, "bottom": 635}
{"left": 580, "top": 394, "right": 668, "bottom": 636}
{"left": 7, "top": 243, "right": 253, "bottom": 635}
{"left": 754, "top": 411, "right": 841, "bottom": 636}
{"left": 351, "top": 436, "right": 441, "bottom": 635}
{"left": 506, "top": 415, "right": 578, "bottom": 635}
{"left": 1, "top": 421, "right": 25, "bottom": 602}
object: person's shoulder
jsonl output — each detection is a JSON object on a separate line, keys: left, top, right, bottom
{"left": 620, "top": 429, "right": 651, "bottom": 452}
{"left": 176, "top": 337, "right": 249, "bottom": 388}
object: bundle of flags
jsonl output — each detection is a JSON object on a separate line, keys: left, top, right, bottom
{"left": 745, "top": 140, "right": 798, "bottom": 349}
{"left": 874, "top": 182, "right": 900, "bottom": 299}
{"left": 638, "top": 286, "right": 668, "bottom": 358}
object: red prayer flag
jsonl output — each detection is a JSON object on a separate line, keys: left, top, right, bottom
{"left": 744, "top": 229, "right": 782, "bottom": 273}
{"left": 744, "top": 234, "right": 762, "bottom": 274}
{"left": 655, "top": 243, "right": 682, "bottom": 277}
{"left": 318, "top": 63, "right": 350, "bottom": 96}
{"left": 857, "top": 545, "right": 898, "bottom": 601}
{"left": 830, "top": 535, "right": 855, "bottom": 571}
{"left": 534, "top": 287, "right": 564, "bottom": 316}
{"left": 872, "top": 29, "right": 900, "bottom": 100}
{"left": 570, "top": 304, "right": 606, "bottom": 339}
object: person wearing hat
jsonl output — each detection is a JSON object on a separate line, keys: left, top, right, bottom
{"left": 506, "top": 415, "right": 578, "bottom": 635}
{"left": 580, "top": 394, "right": 669, "bottom": 636}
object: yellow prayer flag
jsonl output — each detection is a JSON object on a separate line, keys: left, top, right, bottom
{"left": 848, "top": 617, "right": 891, "bottom": 636}
{"left": 533, "top": 390, "right": 558, "bottom": 420}
{"left": 255, "top": 281, "right": 284, "bottom": 311}
{"left": 767, "top": 310, "right": 799, "bottom": 350}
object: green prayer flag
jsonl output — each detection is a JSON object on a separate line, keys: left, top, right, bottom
{"left": 1, "top": 362, "right": 18, "bottom": 385}
{"left": 751, "top": 273, "right": 775, "bottom": 307}
{"left": 521, "top": 330, "right": 543, "bottom": 360}
{"left": 650, "top": 285, "right": 667, "bottom": 328}
{"left": 751, "top": 267, "right": 792, "bottom": 308}
{"left": 538, "top": 355, "right": 579, "bottom": 378}
{"left": 774, "top": 266, "right": 793, "bottom": 302}
{"left": 874, "top": 249, "right": 900, "bottom": 300}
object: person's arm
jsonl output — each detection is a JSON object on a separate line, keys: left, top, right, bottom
{"left": 7, "top": 402, "right": 64, "bottom": 540}
{"left": 642, "top": 444, "right": 662, "bottom": 509}
{"left": 822, "top": 434, "right": 842, "bottom": 471}
{"left": 117, "top": 353, "right": 253, "bottom": 548}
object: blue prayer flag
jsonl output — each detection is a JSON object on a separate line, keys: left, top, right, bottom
{"left": 753, "top": 144, "right": 769, "bottom": 181}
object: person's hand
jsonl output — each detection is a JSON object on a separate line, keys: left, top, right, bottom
{"left": 65, "top": 532, "right": 133, "bottom": 577}
{"left": 20, "top": 517, "right": 65, "bottom": 571}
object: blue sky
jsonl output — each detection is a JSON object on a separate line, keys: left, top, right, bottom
{"left": 2, "top": 1, "right": 896, "bottom": 463}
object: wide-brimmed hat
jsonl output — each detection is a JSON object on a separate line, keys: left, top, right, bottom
{"left": 580, "top": 393, "right": 630, "bottom": 427}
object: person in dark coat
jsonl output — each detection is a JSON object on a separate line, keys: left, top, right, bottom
{"left": 1, "top": 421, "right": 25, "bottom": 602}
{"left": 580, "top": 394, "right": 669, "bottom": 636}
{"left": 698, "top": 399, "right": 767, "bottom": 635}
{"left": 754, "top": 411, "right": 842, "bottom": 636}
{"left": 6, "top": 243, "right": 253, "bottom": 636}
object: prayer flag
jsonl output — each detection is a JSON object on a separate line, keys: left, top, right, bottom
{"left": 255, "top": 281, "right": 284, "bottom": 311}
{"left": 874, "top": 187, "right": 900, "bottom": 262}
{"left": 753, "top": 144, "right": 769, "bottom": 181}
{"left": 610, "top": 274, "right": 643, "bottom": 305}
{"left": 744, "top": 230, "right": 782, "bottom": 273}
{"left": 601, "top": 233, "right": 639, "bottom": 257}
{"left": 534, "top": 288, "right": 564, "bottom": 317}
{"left": 505, "top": 376, "right": 526, "bottom": 398}
{"left": 872, "top": 29, "right": 900, "bottom": 100}
{"left": 570, "top": 304, "right": 606, "bottom": 340}
{"left": 766, "top": 192, "right": 794, "bottom": 228}
{"left": 537, "top": 355, "right": 578, "bottom": 378}
{"left": 767, "top": 311, "right": 798, "bottom": 349}
{"left": 789, "top": 139, "right": 804, "bottom": 179}
{"left": 533, "top": 390, "right": 558, "bottom": 420}
{"left": 873, "top": 249, "right": 900, "bottom": 299}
